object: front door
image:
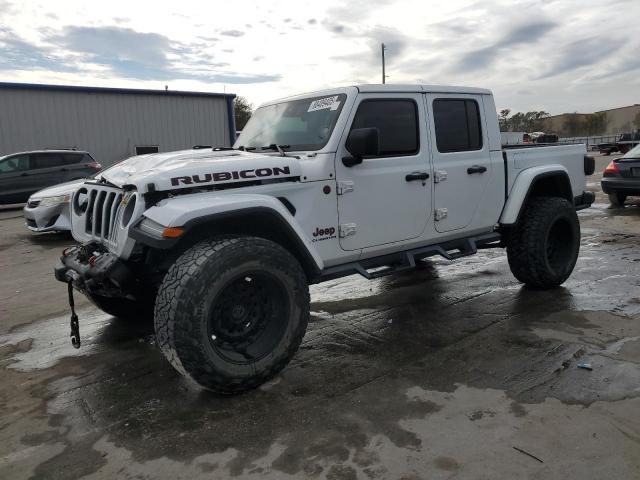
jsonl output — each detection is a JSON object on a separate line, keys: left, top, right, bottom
{"left": 335, "top": 94, "right": 431, "bottom": 251}
{"left": 426, "top": 94, "right": 492, "bottom": 233}
{"left": 0, "top": 154, "right": 33, "bottom": 204}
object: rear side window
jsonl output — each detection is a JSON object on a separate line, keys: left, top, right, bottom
{"left": 62, "top": 153, "right": 83, "bottom": 164}
{"left": 433, "top": 99, "right": 483, "bottom": 153}
{"left": 30, "top": 153, "right": 81, "bottom": 169}
{"left": 351, "top": 99, "right": 419, "bottom": 156}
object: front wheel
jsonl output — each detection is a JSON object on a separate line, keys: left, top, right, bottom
{"left": 506, "top": 197, "right": 580, "bottom": 289}
{"left": 154, "top": 237, "right": 310, "bottom": 394}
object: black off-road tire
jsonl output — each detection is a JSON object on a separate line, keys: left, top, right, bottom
{"left": 608, "top": 192, "right": 627, "bottom": 206}
{"left": 154, "top": 236, "right": 310, "bottom": 394}
{"left": 86, "top": 292, "right": 154, "bottom": 321}
{"left": 506, "top": 196, "right": 580, "bottom": 289}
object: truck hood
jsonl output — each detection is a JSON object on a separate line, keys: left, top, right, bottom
{"left": 98, "top": 149, "right": 301, "bottom": 193}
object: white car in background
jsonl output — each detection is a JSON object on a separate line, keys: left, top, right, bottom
{"left": 23, "top": 179, "right": 84, "bottom": 232}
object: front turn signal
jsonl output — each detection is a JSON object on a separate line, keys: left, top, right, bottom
{"left": 162, "top": 227, "right": 184, "bottom": 238}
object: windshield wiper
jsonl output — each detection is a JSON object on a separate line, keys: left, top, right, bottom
{"left": 261, "top": 144, "right": 291, "bottom": 157}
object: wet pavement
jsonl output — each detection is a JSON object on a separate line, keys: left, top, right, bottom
{"left": 1, "top": 155, "right": 640, "bottom": 479}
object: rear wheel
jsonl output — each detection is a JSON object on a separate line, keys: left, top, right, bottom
{"left": 608, "top": 192, "right": 627, "bottom": 206}
{"left": 506, "top": 197, "right": 580, "bottom": 289}
{"left": 154, "top": 236, "right": 309, "bottom": 394}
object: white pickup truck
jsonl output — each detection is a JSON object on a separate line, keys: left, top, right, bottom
{"left": 55, "top": 84, "right": 595, "bottom": 394}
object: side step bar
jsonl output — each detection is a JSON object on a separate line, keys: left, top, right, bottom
{"left": 320, "top": 232, "right": 502, "bottom": 281}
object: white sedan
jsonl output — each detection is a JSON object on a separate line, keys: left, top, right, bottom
{"left": 23, "top": 180, "right": 84, "bottom": 232}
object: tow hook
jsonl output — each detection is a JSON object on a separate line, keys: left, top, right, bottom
{"left": 67, "top": 281, "right": 81, "bottom": 348}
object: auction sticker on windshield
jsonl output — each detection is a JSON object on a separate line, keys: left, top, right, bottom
{"left": 308, "top": 96, "right": 341, "bottom": 112}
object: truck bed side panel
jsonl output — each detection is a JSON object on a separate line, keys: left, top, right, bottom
{"left": 505, "top": 144, "right": 587, "bottom": 198}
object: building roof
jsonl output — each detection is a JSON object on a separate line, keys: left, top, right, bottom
{"left": 0, "top": 82, "right": 235, "bottom": 99}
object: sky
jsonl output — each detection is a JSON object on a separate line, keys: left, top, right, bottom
{"left": 0, "top": 0, "right": 638, "bottom": 115}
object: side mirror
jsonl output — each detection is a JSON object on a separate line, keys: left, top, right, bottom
{"left": 343, "top": 127, "right": 380, "bottom": 167}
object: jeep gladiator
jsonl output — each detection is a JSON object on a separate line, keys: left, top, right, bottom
{"left": 55, "top": 85, "right": 595, "bottom": 393}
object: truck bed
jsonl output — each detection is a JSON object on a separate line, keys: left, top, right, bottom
{"left": 503, "top": 143, "right": 588, "bottom": 203}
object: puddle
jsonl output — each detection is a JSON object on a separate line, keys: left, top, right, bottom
{"left": 0, "top": 308, "right": 153, "bottom": 371}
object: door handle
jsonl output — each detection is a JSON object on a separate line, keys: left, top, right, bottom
{"left": 20, "top": 172, "right": 29, "bottom": 177}
{"left": 405, "top": 172, "right": 430, "bottom": 182}
{"left": 61, "top": 168, "right": 68, "bottom": 172}
{"left": 467, "top": 165, "right": 487, "bottom": 174}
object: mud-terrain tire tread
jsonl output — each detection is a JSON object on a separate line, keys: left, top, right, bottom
{"left": 506, "top": 196, "right": 580, "bottom": 289}
{"left": 154, "top": 236, "right": 309, "bottom": 394}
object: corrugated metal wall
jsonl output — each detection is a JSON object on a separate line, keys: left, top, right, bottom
{"left": 0, "top": 87, "right": 231, "bottom": 166}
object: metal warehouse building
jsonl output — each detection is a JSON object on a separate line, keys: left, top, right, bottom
{"left": 0, "top": 82, "right": 236, "bottom": 167}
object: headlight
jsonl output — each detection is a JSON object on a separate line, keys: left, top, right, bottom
{"left": 138, "top": 217, "right": 184, "bottom": 239}
{"left": 38, "top": 194, "right": 71, "bottom": 207}
{"left": 138, "top": 217, "right": 165, "bottom": 238}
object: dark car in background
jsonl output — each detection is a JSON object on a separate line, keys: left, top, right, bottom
{"left": 0, "top": 150, "right": 101, "bottom": 204}
{"left": 601, "top": 143, "right": 640, "bottom": 206}
{"left": 598, "top": 132, "right": 640, "bottom": 156}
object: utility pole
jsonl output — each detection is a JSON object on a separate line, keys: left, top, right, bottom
{"left": 381, "top": 43, "right": 386, "bottom": 84}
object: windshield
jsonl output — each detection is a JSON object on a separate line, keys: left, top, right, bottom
{"left": 623, "top": 143, "right": 640, "bottom": 159}
{"left": 234, "top": 93, "right": 347, "bottom": 151}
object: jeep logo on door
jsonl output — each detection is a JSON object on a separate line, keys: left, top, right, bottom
{"left": 170, "top": 166, "right": 291, "bottom": 186}
{"left": 312, "top": 226, "right": 336, "bottom": 242}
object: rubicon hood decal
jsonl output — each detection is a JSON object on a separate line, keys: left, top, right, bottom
{"left": 99, "top": 149, "right": 300, "bottom": 192}
{"left": 171, "top": 166, "right": 292, "bottom": 186}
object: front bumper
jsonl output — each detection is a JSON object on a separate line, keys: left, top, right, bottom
{"left": 54, "top": 243, "right": 135, "bottom": 295}
{"left": 23, "top": 202, "right": 71, "bottom": 232}
{"left": 601, "top": 177, "right": 640, "bottom": 195}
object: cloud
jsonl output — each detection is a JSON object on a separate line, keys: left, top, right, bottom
{"left": 50, "top": 26, "right": 171, "bottom": 78}
{"left": 331, "top": 25, "right": 409, "bottom": 72}
{"left": 538, "top": 37, "right": 624, "bottom": 78}
{"left": 454, "top": 20, "right": 557, "bottom": 72}
{"left": 307, "top": 18, "right": 317, "bottom": 25}
{"left": 220, "top": 30, "right": 244, "bottom": 37}
{"left": 41, "top": 26, "right": 278, "bottom": 84}
{"left": 0, "top": 28, "right": 76, "bottom": 72}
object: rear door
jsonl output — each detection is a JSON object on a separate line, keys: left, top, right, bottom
{"left": 335, "top": 93, "right": 431, "bottom": 251}
{"left": 29, "top": 152, "right": 69, "bottom": 190}
{"left": 426, "top": 95, "right": 492, "bottom": 232}
{"left": 0, "top": 154, "right": 32, "bottom": 203}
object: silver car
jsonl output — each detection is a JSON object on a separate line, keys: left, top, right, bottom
{"left": 23, "top": 180, "right": 85, "bottom": 232}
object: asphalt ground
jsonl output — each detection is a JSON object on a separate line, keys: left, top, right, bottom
{"left": 1, "top": 153, "right": 639, "bottom": 479}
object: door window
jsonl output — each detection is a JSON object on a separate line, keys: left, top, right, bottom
{"left": 350, "top": 99, "right": 419, "bottom": 156}
{"left": 433, "top": 99, "right": 483, "bottom": 152}
{"left": 31, "top": 153, "right": 68, "bottom": 169}
{"left": 0, "top": 155, "right": 29, "bottom": 173}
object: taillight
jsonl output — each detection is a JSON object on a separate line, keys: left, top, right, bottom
{"left": 88, "top": 162, "right": 102, "bottom": 171}
{"left": 604, "top": 160, "right": 619, "bottom": 175}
